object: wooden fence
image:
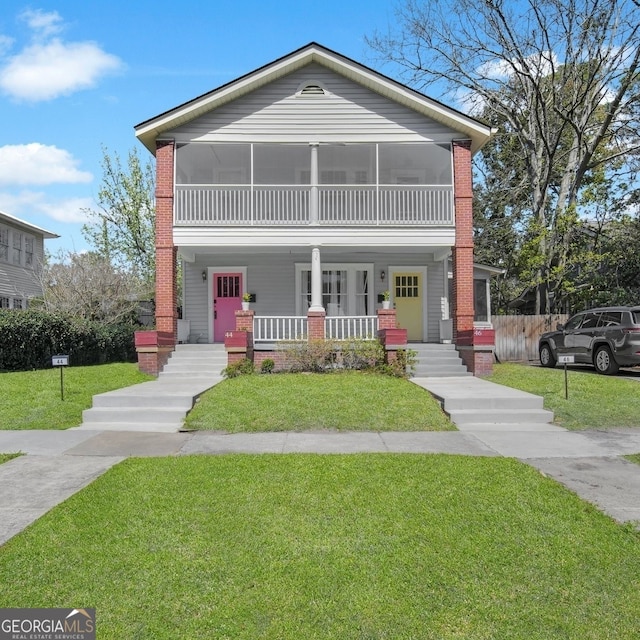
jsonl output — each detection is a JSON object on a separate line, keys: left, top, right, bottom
{"left": 492, "top": 314, "right": 570, "bottom": 363}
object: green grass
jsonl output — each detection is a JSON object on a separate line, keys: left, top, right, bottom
{"left": 625, "top": 454, "right": 640, "bottom": 466}
{"left": 0, "top": 453, "right": 20, "bottom": 465}
{"left": 0, "top": 363, "right": 154, "bottom": 430}
{"left": 1, "top": 455, "right": 639, "bottom": 639}
{"left": 185, "top": 372, "right": 454, "bottom": 431}
{"left": 488, "top": 363, "right": 640, "bottom": 430}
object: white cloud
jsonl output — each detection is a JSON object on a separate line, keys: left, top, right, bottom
{"left": 0, "top": 10, "right": 123, "bottom": 101}
{"left": 0, "top": 35, "right": 13, "bottom": 56}
{"left": 19, "top": 9, "right": 64, "bottom": 38}
{"left": 0, "top": 190, "right": 93, "bottom": 224}
{"left": 0, "top": 144, "right": 93, "bottom": 186}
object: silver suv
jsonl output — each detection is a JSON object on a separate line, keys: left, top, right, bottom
{"left": 539, "top": 306, "right": 640, "bottom": 374}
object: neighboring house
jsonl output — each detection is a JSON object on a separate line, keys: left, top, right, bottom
{"left": 0, "top": 210, "right": 58, "bottom": 309}
{"left": 134, "top": 43, "right": 497, "bottom": 375}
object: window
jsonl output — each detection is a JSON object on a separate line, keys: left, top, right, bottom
{"left": 379, "top": 143, "right": 452, "bottom": 185}
{"left": 297, "top": 264, "right": 373, "bottom": 316}
{"left": 474, "top": 279, "right": 489, "bottom": 322}
{"left": 580, "top": 313, "right": 600, "bottom": 329}
{"left": 12, "top": 231, "right": 22, "bottom": 265}
{"left": 12, "top": 298, "right": 24, "bottom": 310}
{"left": 254, "top": 144, "right": 309, "bottom": 184}
{"left": 0, "top": 226, "right": 8, "bottom": 262}
{"left": 598, "top": 311, "right": 622, "bottom": 327}
{"left": 395, "top": 275, "right": 419, "bottom": 298}
{"left": 564, "top": 315, "right": 584, "bottom": 331}
{"left": 25, "top": 235, "right": 34, "bottom": 267}
{"left": 175, "top": 143, "right": 250, "bottom": 184}
{"left": 0, "top": 297, "right": 9, "bottom": 309}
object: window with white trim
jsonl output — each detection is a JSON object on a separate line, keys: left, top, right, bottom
{"left": 25, "top": 235, "right": 34, "bottom": 267}
{"left": 0, "top": 226, "right": 8, "bottom": 262}
{"left": 296, "top": 263, "right": 373, "bottom": 316}
{"left": 12, "top": 231, "right": 22, "bottom": 265}
{"left": 0, "top": 297, "right": 9, "bottom": 309}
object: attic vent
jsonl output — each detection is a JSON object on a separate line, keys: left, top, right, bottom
{"left": 296, "top": 82, "right": 328, "bottom": 97}
{"left": 301, "top": 84, "right": 325, "bottom": 95}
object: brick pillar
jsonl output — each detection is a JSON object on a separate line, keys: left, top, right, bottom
{"left": 307, "top": 310, "right": 326, "bottom": 340}
{"left": 378, "top": 308, "right": 397, "bottom": 330}
{"left": 452, "top": 139, "right": 474, "bottom": 343}
{"left": 155, "top": 140, "right": 177, "bottom": 340}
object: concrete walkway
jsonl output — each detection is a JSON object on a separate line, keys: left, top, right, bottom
{"left": 1, "top": 375, "right": 640, "bottom": 546}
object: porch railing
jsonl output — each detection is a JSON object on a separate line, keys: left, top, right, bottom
{"left": 325, "top": 316, "right": 379, "bottom": 340}
{"left": 175, "top": 185, "right": 453, "bottom": 226}
{"left": 253, "top": 316, "right": 308, "bottom": 343}
{"left": 253, "top": 315, "right": 379, "bottom": 342}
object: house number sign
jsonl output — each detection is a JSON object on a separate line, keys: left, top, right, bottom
{"left": 52, "top": 355, "right": 69, "bottom": 400}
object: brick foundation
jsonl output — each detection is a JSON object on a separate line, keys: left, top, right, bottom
{"left": 134, "top": 330, "right": 175, "bottom": 376}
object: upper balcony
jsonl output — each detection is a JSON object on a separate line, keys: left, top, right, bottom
{"left": 174, "top": 142, "right": 454, "bottom": 227}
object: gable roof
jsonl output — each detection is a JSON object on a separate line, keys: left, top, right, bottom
{"left": 135, "top": 42, "right": 494, "bottom": 155}
{"left": 0, "top": 210, "right": 59, "bottom": 239}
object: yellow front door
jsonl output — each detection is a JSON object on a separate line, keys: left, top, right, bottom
{"left": 393, "top": 272, "right": 423, "bottom": 341}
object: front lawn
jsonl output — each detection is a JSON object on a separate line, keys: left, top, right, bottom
{"left": 184, "top": 372, "right": 454, "bottom": 431}
{"left": 0, "top": 364, "right": 154, "bottom": 430}
{"left": 1, "top": 455, "right": 639, "bottom": 639}
{"left": 488, "top": 363, "right": 640, "bottom": 430}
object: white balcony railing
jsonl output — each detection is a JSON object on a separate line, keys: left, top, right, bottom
{"left": 254, "top": 316, "right": 308, "bottom": 342}
{"left": 325, "top": 316, "right": 379, "bottom": 340}
{"left": 175, "top": 185, "right": 453, "bottom": 226}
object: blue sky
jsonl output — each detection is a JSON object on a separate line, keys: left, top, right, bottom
{"left": 0, "top": 1, "right": 409, "bottom": 254}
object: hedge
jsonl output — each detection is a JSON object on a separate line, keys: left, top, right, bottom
{"left": 0, "top": 310, "right": 139, "bottom": 371}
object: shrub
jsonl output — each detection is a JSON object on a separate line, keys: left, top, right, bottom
{"left": 338, "top": 339, "right": 385, "bottom": 370}
{"left": 260, "top": 358, "right": 275, "bottom": 374}
{"left": 0, "top": 309, "right": 139, "bottom": 371}
{"left": 223, "top": 358, "right": 255, "bottom": 378}
{"left": 277, "top": 339, "right": 337, "bottom": 372}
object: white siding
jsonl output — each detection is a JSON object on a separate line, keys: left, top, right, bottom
{"left": 183, "top": 250, "right": 446, "bottom": 343}
{"left": 170, "top": 64, "right": 458, "bottom": 144}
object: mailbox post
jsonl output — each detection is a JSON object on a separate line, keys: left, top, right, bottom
{"left": 52, "top": 355, "right": 69, "bottom": 400}
{"left": 557, "top": 354, "right": 574, "bottom": 399}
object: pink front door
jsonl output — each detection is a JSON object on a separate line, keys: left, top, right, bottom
{"left": 214, "top": 273, "right": 243, "bottom": 342}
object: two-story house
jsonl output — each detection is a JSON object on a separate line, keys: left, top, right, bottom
{"left": 134, "top": 43, "right": 496, "bottom": 375}
{"left": 0, "top": 210, "right": 58, "bottom": 309}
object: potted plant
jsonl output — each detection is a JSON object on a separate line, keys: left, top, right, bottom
{"left": 242, "top": 292, "right": 251, "bottom": 310}
{"left": 382, "top": 290, "right": 391, "bottom": 309}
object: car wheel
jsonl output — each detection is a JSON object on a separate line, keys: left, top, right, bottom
{"left": 539, "top": 343, "right": 556, "bottom": 368}
{"left": 593, "top": 345, "right": 619, "bottom": 375}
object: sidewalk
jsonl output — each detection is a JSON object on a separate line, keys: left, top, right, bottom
{"left": 1, "top": 376, "right": 640, "bottom": 546}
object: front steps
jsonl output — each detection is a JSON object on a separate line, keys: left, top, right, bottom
{"left": 409, "top": 343, "right": 471, "bottom": 377}
{"left": 415, "top": 376, "right": 557, "bottom": 431}
{"left": 76, "top": 344, "right": 226, "bottom": 432}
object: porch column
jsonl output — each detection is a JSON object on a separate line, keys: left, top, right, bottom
{"left": 309, "top": 247, "right": 324, "bottom": 312}
{"left": 309, "top": 142, "right": 319, "bottom": 225}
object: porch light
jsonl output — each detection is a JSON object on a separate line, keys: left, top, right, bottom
{"left": 202, "top": 270, "right": 207, "bottom": 282}
{"left": 380, "top": 270, "right": 386, "bottom": 282}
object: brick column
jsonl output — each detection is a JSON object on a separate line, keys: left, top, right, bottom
{"left": 155, "top": 140, "right": 177, "bottom": 340}
{"left": 452, "top": 140, "right": 495, "bottom": 376}
{"left": 307, "top": 310, "right": 326, "bottom": 340}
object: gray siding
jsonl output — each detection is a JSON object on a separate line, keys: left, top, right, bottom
{"left": 0, "top": 221, "right": 45, "bottom": 304}
{"left": 170, "top": 64, "right": 458, "bottom": 144}
{"left": 182, "top": 250, "right": 447, "bottom": 343}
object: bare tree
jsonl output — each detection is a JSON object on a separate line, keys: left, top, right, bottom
{"left": 369, "top": 0, "right": 640, "bottom": 312}
{"left": 36, "top": 251, "right": 147, "bottom": 324}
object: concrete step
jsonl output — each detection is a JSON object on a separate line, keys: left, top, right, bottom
{"left": 82, "top": 407, "right": 187, "bottom": 425}
{"left": 73, "top": 422, "right": 183, "bottom": 433}
{"left": 91, "top": 393, "right": 195, "bottom": 410}
{"left": 447, "top": 408, "right": 555, "bottom": 425}
{"left": 437, "top": 394, "right": 544, "bottom": 411}
{"left": 454, "top": 422, "right": 566, "bottom": 432}
{"left": 414, "top": 364, "right": 470, "bottom": 374}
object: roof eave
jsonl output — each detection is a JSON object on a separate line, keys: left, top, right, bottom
{"left": 135, "top": 43, "right": 493, "bottom": 155}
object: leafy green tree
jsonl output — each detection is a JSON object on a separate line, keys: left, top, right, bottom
{"left": 369, "top": 0, "right": 640, "bottom": 313}
{"left": 82, "top": 146, "right": 155, "bottom": 290}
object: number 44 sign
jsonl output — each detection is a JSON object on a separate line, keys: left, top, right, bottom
{"left": 52, "top": 355, "right": 69, "bottom": 367}
{"left": 558, "top": 354, "right": 575, "bottom": 364}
